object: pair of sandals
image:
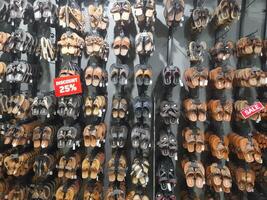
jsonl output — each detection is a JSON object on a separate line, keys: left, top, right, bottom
{"left": 59, "top": 5, "right": 84, "bottom": 32}
{"left": 236, "top": 37, "right": 263, "bottom": 57}
{"left": 209, "top": 67, "right": 235, "bottom": 89}
{"left": 84, "top": 182, "right": 102, "bottom": 200}
{"left": 36, "top": 37, "right": 56, "bottom": 62}
{"left": 84, "top": 95, "right": 107, "bottom": 117}
{"left": 33, "top": 125, "right": 56, "bottom": 149}
{"left": 7, "top": 0, "right": 34, "bottom": 25}
{"left": 207, "top": 133, "right": 229, "bottom": 160}
{"left": 30, "top": 179, "right": 60, "bottom": 200}
{"left": 56, "top": 180, "right": 80, "bottom": 200}
{"left": 206, "top": 163, "right": 232, "bottom": 193}
{"left": 82, "top": 152, "right": 105, "bottom": 179}
{"left": 58, "top": 32, "right": 84, "bottom": 56}
{"left": 6, "top": 61, "right": 33, "bottom": 83}
{"left": 108, "top": 153, "right": 127, "bottom": 182}
{"left": 33, "top": 0, "right": 57, "bottom": 25}
{"left": 5, "top": 29, "right": 37, "bottom": 54}
{"left": 57, "top": 95, "right": 82, "bottom": 119}
{"left": 33, "top": 153, "right": 58, "bottom": 178}
{"left": 182, "top": 159, "right": 205, "bottom": 189}
{"left": 112, "top": 97, "right": 128, "bottom": 119}
{"left": 110, "top": 64, "right": 129, "bottom": 85}
{"left": 210, "top": 41, "right": 234, "bottom": 62}
{"left": 0, "top": 32, "right": 10, "bottom": 51}
{"left": 228, "top": 133, "right": 262, "bottom": 164}
{"left": 253, "top": 131, "right": 267, "bottom": 150}
{"left": 208, "top": 99, "right": 233, "bottom": 121}
{"left": 249, "top": 162, "right": 267, "bottom": 187}
{"left": 85, "top": 35, "right": 109, "bottom": 61}
{"left": 127, "top": 190, "right": 149, "bottom": 200}
{"left": 4, "top": 121, "right": 40, "bottom": 148}
{"left": 4, "top": 120, "right": 40, "bottom": 147}
{"left": 235, "top": 167, "right": 255, "bottom": 192}
{"left": 163, "top": 0, "right": 185, "bottom": 27}
{"left": 88, "top": 4, "right": 109, "bottom": 30}
{"left": 110, "top": 124, "right": 128, "bottom": 149}
{"left": 157, "top": 157, "right": 176, "bottom": 192}
{"left": 0, "top": 177, "right": 12, "bottom": 200}
{"left": 7, "top": 185, "right": 29, "bottom": 200}
{"left": 157, "top": 131, "right": 177, "bottom": 158}
{"left": 32, "top": 94, "right": 56, "bottom": 118}
{"left": 235, "top": 68, "right": 267, "bottom": 88}
{"left": 106, "top": 182, "right": 126, "bottom": 200}
{"left": 131, "top": 157, "right": 149, "bottom": 187}
{"left": 57, "top": 153, "right": 81, "bottom": 180}
{"left": 110, "top": 1, "right": 132, "bottom": 24}
{"left": 4, "top": 150, "right": 38, "bottom": 177}
{"left": 160, "top": 101, "right": 179, "bottom": 124}
{"left": 156, "top": 192, "right": 176, "bottom": 200}
{"left": 1, "top": 94, "right": 31, "bottom": 119}
{"left": 188, "top": 41, "right": 206, "bottom": 63}
{"left": 59, "top": 61, "right": 82, "bottom": 77}
{"left": 184, "top": 67, "right": 208, "bottom": 88}
{"left": 135, "top": 31, "right": 154, "bottom": 55}
{"left": 57, "top": 125, "right": 81, "bottom": 149}
{"left": 191, "top": 7, "right": 210, "bottom": 32}
{"left": 134, "top": 0, "right": 156, "bottom": 27}
{"left": 234, "top": 100, "right": 261, "bottom": 121}
{"left": 162, "top": 65, "right": 180, "bottom": 86}
{"left": 134, "top": 96, "right": 152, "bottom": 119}
{"left": 183, "top": 99, "right": 207, "bottom": 122}
{"left": 113, "top": 35, "right": 131, "bottom": 56}
{"left": 136, "top": 65, "right": 152, "bottom": 86}
{"left": 213, "top": 0, "right": 240, "bottom": 27}
{"left": 83, "top": 123, "right": 106, "bottom": 148}
{"left": 131, "top": 123, "right": 150, "bottom": 150}
{"left": 85, "top": 66, "right": 108, "bottom": 87}
{"left": 182, "top": 127, "right": 204, "bottom": 153}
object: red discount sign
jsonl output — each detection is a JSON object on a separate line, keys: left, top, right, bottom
{"left": 240, "top": 102, "right": 264, "bottom": 119}
{"left": 54, "top": 75, "right": 82, "bottom": 97}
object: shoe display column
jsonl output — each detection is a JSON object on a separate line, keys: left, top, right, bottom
{"left": 82, "top": 0, "right": 109, "bottom": 198}
{"left": 55, "top": 0, "right": 86, "bottom": 199}
{"left": 128, "top": 0, "right": 156, "bottom": 199}
{"left": 107, "top": 0, "right": 133, "bottom": 198}
{"left": 154, "top": 1, "right": 184, "bottom": 199}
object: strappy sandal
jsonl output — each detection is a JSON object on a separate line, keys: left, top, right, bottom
{"left": 112, "top": 97, "right": 120, "bottom": 119}
{"left": 110, "top": 64, "right": 120, "bottom": 85}
{"left": 119, "top": 64, "right": 129, "bottom": 85}
{"left": 183, "top": 99, "right": 197, "bottom": 122}
{"left": 117, "top": 125, "right": 128, "bottom": 148}
{"left": 118, "top": 98, "right": 128, "bottom": 119}
{"left": 90, "top": 152, "right": 105, "bottom": 179}
{"left": 163, "top": 66, "right": 172, "bottom": 85}
{"left": 140, "top": 125, "right": 151, "bottom": 150}
{"left": 120, "top": 37, "right": 130, "bottom": 56}
{"left": 117, "top": 154, "right": 127, "bottom": 182}
{"left": 121, "top": 1, "right": 131, "bottom": 22}
{"left": 113, "top": 36, "right": 122, "bottom": 56}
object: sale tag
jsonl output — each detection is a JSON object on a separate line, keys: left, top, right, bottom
{"left": 54, "top": 75, "right": 82, "bottom": 97}
{"left": 240, "top": 102, "right": 264, "bottom": 119}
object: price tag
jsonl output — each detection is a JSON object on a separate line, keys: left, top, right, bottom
{"left": 54, "top": 75, "right": 82, "bottom": 97}
{"left": 240, "top": 102, "right": 264, "bottom": 119}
